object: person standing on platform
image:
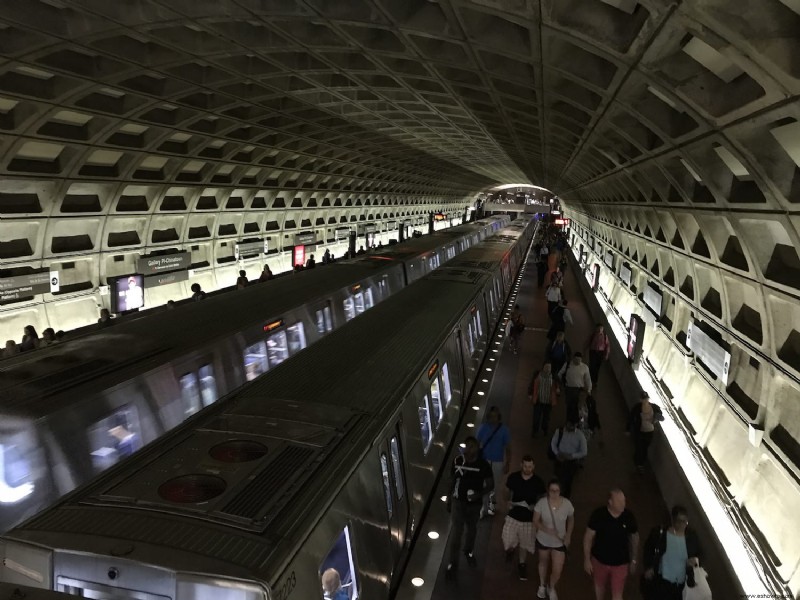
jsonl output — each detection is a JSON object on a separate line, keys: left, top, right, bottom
{"left": 537, "top": 257, "right": 548, "bottom": 287}
{"left": 586, "top": 324, "right": 611, "bottom": 384}
{"left": 502, "top": 455, "right": 546, "bottom": 581}
{"left": 642, "top": 505, "right": 703, "bottom": 600}
{"left": 476, "top": 406, "right": 511, "bottom": 517}
{"left": 547, "top": 299, "right": 573, "bottom": 341}
{"left": 540, "top": 243, "right": 550, "bottom": 263}
{"left": 545, "top": 282, "right": 562, "bottom": 316}
{"left": 560, "top": 353, "right": 592, "bottom": 423}
{"left": 529, "top": 362, "right": 560, "bottom": 438}
{"left": 547, "top": 331, "right": 572, "bottom": 382}
{"left": 627, "top": 392, "right": 664, "bottom": 473}
{"left": 534, "top": 478, "right": 575, "bottom": 600}
{"left": 549, "top": 420, "right": 587, "bottom": 498}
{"left": 446, "top": 436, "right": 494, "bottom": 579}
{"left": 584, "top": 489, "right": 639, "bottom": 600}
{"left": 577, "top": 390, "right": 602, "bottom": 444}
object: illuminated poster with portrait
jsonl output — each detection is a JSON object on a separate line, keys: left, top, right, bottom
{"left": 111, "top": 274, "right": 145, "bottom": 313}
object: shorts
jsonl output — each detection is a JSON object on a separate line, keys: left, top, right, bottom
{"left": 591, "top": 558, "right": 628, "bottom": 596}
{"left": 501, "top": 517, "right": 536, "bottom": 554}
{"left": 535, "top": 539, "right": 567, "bottom": 553}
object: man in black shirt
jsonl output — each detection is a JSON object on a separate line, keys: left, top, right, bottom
{"left": 502, "top": 455, "right": 545, "bottom": 581}
{"left": 446, "top": 436, "right": 493, "bottom": 578}
{"left": 583, "top": 488, "right": 639, "bottom": 600}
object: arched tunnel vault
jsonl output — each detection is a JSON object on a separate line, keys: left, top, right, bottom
{"left": 0, "top": 0, "right": 800, "bottom": 591}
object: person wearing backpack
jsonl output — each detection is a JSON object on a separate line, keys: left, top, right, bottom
{"left": 627, "top": 392, "right": 664, "bottom": 473}
{"left": 546, "top": 331, "right": 572, "bottom": 381}
{"left": 476, "top": 406, "right": 511, "bottom": 517}
{"left": 641, "top": 505, "right": 703, "bottom": 600}
{"left": 547, "top": 299, "right": 573, "bottom": 341}
{"left": 549, "top": 420, "right": 587, "bottom": 499}
{"left": 586, "top": 324, "right": 611, "bottom": 385}
{"left": 529, "top": 362, "right": 561, "bottom": 438}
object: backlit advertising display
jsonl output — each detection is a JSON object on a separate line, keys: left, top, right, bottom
{"left": 293, "top": 245, "right": 306, "bottom": 267}
{"left": 627, "top": 314, "right": 645, "bottom": 364}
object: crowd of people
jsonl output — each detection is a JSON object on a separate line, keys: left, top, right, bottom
{"left": 444, "top": 225, "right": 707, "bottom": 600}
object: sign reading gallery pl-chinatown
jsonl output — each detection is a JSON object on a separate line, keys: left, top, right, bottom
{"left": 294, "top": 232, "right": 317, "bottom": 245}
{"left": 136, "top": 252, "right": 191, "bottom": 276}
{"left": 0, "top": 271, "right": 60, "bottom": 301}
{"left": 235, "top": 239, "right": 268, "bottom": 259}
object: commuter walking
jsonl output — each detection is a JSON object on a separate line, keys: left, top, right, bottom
{"left": 476, "top": 406, "right": 511, "bottom": 517}
{"left": 529, "top": 362, "right": 560, "bottom": 437}
{"left": 546, "top": 331, "right": 572, "bottom": 382}
{"left": 547, "top": 299, "right": 573, "bottom": 341}
{"left": 508, "top": 304, "right": 525, "bottom": 354}
{"left": 534, "top": 479, "right": 575, "bottom": 600}
{"left": 502, "top": 455, "right": 546, "bottom": 581}
{"left": 561, "top": 353, "right": 592, "bottom": 423}
{"left": 642, "top": 506, "right": 703, "bottom": 600}
{"left": 584, "top": 489, "right": 639, "bottom": 600}
{"left": 545, "top": 282, "right": 562, "bottom": 315}
{"left": 627, "top": 392, "right": 664, "bottom": 473}
{"left": 446, "top": 437, "right": 494, "bottom": 579}
{"left": 586, "top": 324, "right": 611, "bottom": 384}
{"left": 537, "top": 258, "right": 548, "bottom": 287}
{"left": 549, "top": 421, "right": 587, "bottom": 498}
{"left": 577, "top": 391, "right": 602, "bottom": 444}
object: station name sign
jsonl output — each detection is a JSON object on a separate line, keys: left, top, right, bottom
{"left": 335, "top": 227, "right": 351, "bottom": 241}
{"left": 294, "top": 232, "right": 317, "bottom": 246}
{"left": 0, "top": 271, "right": 60, "bottom": 301}
{"left": 357, "top": 223, "right": 377, "bottom": 235}
{"left": 137, "top": 252, "right": 191, "bottom": 276}
{"left": 235, "top": 240, "right": 268, "bottom": 260}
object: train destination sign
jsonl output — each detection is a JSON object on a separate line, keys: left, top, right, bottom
{"left": 137, "top": 252, "right": 191, "bottom": 276}
{"left": 0, "top": 271, "right": 60, "bottom": 301}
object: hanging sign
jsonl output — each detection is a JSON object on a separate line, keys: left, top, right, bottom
{"left": 0, "top": 271, "right": 60, "bottom": 301}
{"left": 137, "top": 252, "right": 191, "bottom": 276}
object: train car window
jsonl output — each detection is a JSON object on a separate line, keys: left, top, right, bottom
{"left": 286, "top": 322, "right": 307, "bottom": 354}
{"left": 473, "top": 311, "right": 483, "bottom": 338}
{"left": 441, "top": 363, "right": 452, "bottom": 406}
{"left": 430, "top": 379, "right": 443, "bottom": 429}
{"left": 88, "top": 405, "right": 142, "bottom": 472}
{"left": 389, "top": 436, "right": 405, "bottom": 500}
{"left": 198, "top": 365, "right": 217, "bottom": 407}
{"left": 316, "top": 304, "right": 334, "bottom": 334}
{"left": 466, "top": 321, "right": 475, "bottom": 354}
{"left": 244, "top": 341, "right": 268, "bottom": 381}
{"left": 0, "top": 431, "right": 39, "bottom": 504}
{"left": 380, "top": 453, "right": 393, "bottom": 517}
{"left": 418, "top": 395, "right": 432, "bottom": 453}
{"left": 266, "top": 331, "right": 289, "bottom": 367}
{"left": 364, "top": 288, "right": 374, "bottom": 310}
{"left": 176, "top": 576, "right": 266, "bottom": 600}
{"left": 343, "top": 297, "right": 356, "bottom": 321}
{"left": 179, "top": 373, "right": 201, "bottom": 416}
{"left": 354, "top": 292, "right": 365, "bottom": 315}
{"left": 488, "top": 289, "right": 495, "bottom": 314}
{"left": 319, "top": 525, "right": 360, "bottom": 600}
{"left": 378, "top": 278, "right": 387, "bottom": 298}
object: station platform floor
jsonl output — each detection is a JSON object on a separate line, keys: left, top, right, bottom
{"left": 429, "top": 247, "right": 666, "bottom": 600}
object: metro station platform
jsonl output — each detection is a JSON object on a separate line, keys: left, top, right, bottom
{"left": 398, "top": 239, "right": 738, "bottom": 600}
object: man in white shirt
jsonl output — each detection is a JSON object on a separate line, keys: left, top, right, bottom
{"left": 550, "top": 421, "right": 588, "bottom": 498}
{"left": 560, "top": 353, "right": 592, "bottom": 422}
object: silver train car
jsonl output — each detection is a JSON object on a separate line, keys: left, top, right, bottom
{"left": 0, "top": 583, "right": 78, "bottom": 600}
{"left": 0, "top": 217, "right": 513, "bottom": 534}
{"left": 0, "top": 220, "right": 538, "bottom": 600}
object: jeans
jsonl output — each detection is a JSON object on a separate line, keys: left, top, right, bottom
{"left": 449, "top": 501, "right": 482, "bottom": 566}
{"left": 483, "top": 461, "right": 505, "bottom": 512}
{"left": 555, "top": 459, "right": 580, "bottom": 498}
{"left": 532, "top": 403, "right": 552, "bottom": 435}
{"left": 634, "top": 431, "right": 654, "bottom": 467}
{"left": 589, "top": 350, "right": 605, "bottom": 384}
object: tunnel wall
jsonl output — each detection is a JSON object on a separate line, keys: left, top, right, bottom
{"left": 564, "top": 209, "right": 800, "bottom": 598}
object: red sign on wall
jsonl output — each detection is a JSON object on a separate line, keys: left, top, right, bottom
{"left": 293, "top": 245, "right": 306, "bottom": 267}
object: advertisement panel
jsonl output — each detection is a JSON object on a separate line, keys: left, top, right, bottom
{"left": 293, "top": 245, "right": 306, "bottom": 267}
{"left": 687, "top": 322, "right": 731, "bottom": 384}
{"left": 111, "top": 274, "right": 145, "bottom": 313}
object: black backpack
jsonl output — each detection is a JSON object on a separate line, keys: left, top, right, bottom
{"left": 547, "top": 428, "right": 564, "bottom": 461}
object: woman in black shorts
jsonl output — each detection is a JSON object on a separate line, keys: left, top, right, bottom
{"left": 533, "top": 479, "right": 575, "bottom": 600}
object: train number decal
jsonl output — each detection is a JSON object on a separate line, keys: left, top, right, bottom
{"left": 275, "top": 571, "right": 296, "bottom": 600}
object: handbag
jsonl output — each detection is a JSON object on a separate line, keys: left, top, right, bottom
{"left": 683, "top": 566, "right": 712, "bottom": 600}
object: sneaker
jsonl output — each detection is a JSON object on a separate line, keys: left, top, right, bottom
{"left": 518, "top": 563, "right": 528, "bottom": 581}
{"left": 537, "top": 585, "right": 547, "bottom": 599}
{"left": 548, "top": 587, "right": 558, "bottom": 600}
{"left": 464, "top": 551, "right": 477, "bottom": 567}
{"left": 504, "top": 548, "right": 514, "bottom": 563}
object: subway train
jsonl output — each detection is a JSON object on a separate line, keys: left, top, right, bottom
{"left": 0, "top": 219, "right": 539, "bottom": 600}
{"left": 0, "top": 216, "right": 515, "bottom": 534}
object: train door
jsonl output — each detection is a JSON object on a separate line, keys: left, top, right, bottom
{"left": 379, "top": 424, "right": 408, "bottom": 567}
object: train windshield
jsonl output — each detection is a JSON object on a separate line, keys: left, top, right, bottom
{"left": 0, "top": 427, "right": 39, "bottom": 504}
{"left": 319, "top": 525, "right": 360, "bottom": 600}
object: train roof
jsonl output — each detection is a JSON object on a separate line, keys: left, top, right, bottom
{"left": 0, "top": 220, "right": 508, "bottom": 413}
{"left": 12, "top": 227, "right": 526, "bottom": 580}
